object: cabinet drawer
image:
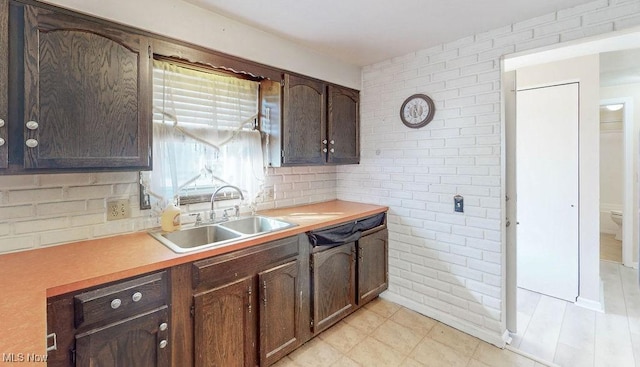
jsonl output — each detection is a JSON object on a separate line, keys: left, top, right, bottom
{"left": 192, "top": 236, "right": 299, "bottom": 290}
{"left": 74, "top": 271, "right": 168, "bottom": 329}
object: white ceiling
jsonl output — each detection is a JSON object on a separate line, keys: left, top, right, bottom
{"left": 187, "top": 0, "right": 596, "bottom": 66}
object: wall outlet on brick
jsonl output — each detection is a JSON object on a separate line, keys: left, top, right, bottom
{"left": 107, "top": 199, "right": 130, "bottom": 221}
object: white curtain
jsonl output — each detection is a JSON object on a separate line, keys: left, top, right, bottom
{"left": 141, "top": 60, "right": 265, "bottom": 211}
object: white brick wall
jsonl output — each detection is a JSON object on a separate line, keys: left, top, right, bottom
{"left": 0, "top": 166, "right": 336, "bottom": 254}
{"left": 337, "top": 0, "right": 640, "bottom": 345}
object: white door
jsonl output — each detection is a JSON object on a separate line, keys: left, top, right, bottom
{"left": 516, "top": 83, "right": 579, "bottom": 302}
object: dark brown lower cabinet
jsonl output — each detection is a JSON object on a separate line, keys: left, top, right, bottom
{"left": 193, "top": 276, "right": 256, "bottom": 367}
{"left": 75, "top": 306, "right": 170, "bottom": 367}
{"left": 311, "top": 243, "right": 356, "bottom": 334}
{"left": 259, "top": 260, "right": 300, "bottom": 366}
{"left": 47, "top": 271, "right": 170, "bottom": 367}
{"left": 358, "top": 228, "right": 389, "bottom": 304}
{"left": 191, "top": 236, "right": 304, "bottom": 367}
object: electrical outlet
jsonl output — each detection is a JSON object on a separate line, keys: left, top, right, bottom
{"left": 107, "top": 199, "right": 131, "bottom": 221}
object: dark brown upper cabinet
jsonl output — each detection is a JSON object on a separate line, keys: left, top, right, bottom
{"left": 279, "top": 74, "right": 359, "bottom": 166}
{"left": 282, "top": 74, "right": 327, "bottom": 165}
{"left": 327, "top": 85, "right": 359, "bottom": 164}
{"left": 0, "top": 0, "right": 8, "bottom": 169}
{"left": 7, "top": 2, "right": 151, "bottom": 171}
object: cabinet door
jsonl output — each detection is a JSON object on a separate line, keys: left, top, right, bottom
{"left": 358, "top": 229, "right": 388, "bottom": 304}
{"left": 21, "top": 5, "right": 151, "bottom": 169}
{"left": 282, "top": 74, "right": 326, "bottom": 165}
{"left": 75, "top": 306, "right": 169, "bottom": 367}
{"left": 193, "top": 276, "right": 256, "bottom": 367}
{"left": 311, "top": 243, "right": 356, "bottom": 334}
{"left": 259, "top": 260, "right": 300, "bottom": 366}
{"left": 327, "top": 86, "right": 359, "bottom": 164}
{"left": 0, "top": 0, "right": 7, "bottom": 169}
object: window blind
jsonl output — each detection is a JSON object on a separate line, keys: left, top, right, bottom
{"left": 152, "top": 60, "right": 259, "bottom": 129}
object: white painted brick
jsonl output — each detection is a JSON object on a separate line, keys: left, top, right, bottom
{"left": 458, "top": 39, "right": 494, "bottom": 56}
{"left": 39, "top": 173, "right": 94, "bottom": 187}
{"left": 436, "top": 232, "right": 466, "bottom": 246}
{"left": 0, "top": 236, "right": 36, "bottom": 253}
{"left": 94, "top": 172, "right": 138, "bottom": 184}
{"left": 561, "top": 22, "right": 615, "bottom": 42}
{"left": 40, "top": 228, "right": 91, "bottom": 246}
{"left": 0, "top": 176, "right": 38, "bottom": 189}
{"left": 438, "top": 291, "right": 469, "bottom": 310}
{"left": 513, "top": 12, "right": 557, "bottom": 31}
{"left": 614, "top": 13, "right": 640, "bottom": 30}
{"left": 467, "top": 237, "right": 501, "bottom": 252}
{"left": 451, "top": 283, "right": 483, "bottom": 303}
{"left": 460, "top": 61, "right": 495, "bottom": 76}
{"left": 558, "top": 0, "right": 608, "bottom": 18}
{"left": 432, "top": 69, "right": 461, "bottom": 82}
{"left": 476, "top": 24, "right": 513, "bottom": 40}
{"left": 534, "top": 17, "right": 582, "bottom": 37}
{"left": 0, "top": 205, "right": 34, "bottom": 220}
{"left": 15, "top": 217, "right": 69, "bottom": 234}
{"left": 584, "top": 1, "right": 640, "bottom": 25}
{"left": 515, "top": 34, "right": 561, "bottom": 53}
{"left": 8, "top": 188, "right": 63, "bottom": 204}
{"left": 465, "top": 279, "right": 501, "bottom": 299}
{"left": 67, "top": 185, "right": 112, "bottom": 200}
{"left": 468, "top": 258, "right": 501, "bottom": 276}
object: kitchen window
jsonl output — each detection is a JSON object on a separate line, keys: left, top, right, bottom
{"left": 140, "top": 59, "right": 265, "bottom": 211}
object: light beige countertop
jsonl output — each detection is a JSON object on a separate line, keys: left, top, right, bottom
{"left": 0, "top": 200, "right": 387, "bottom": 364}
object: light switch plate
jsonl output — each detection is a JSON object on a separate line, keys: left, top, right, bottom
{"left": 107, "top": 199, "right": 131, "bottom": 221}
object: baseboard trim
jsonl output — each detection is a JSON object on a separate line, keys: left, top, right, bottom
{"left": 575, "top": 283, "right": 605, "bottom": 313}
{"left": 380, "top": 292, "right": 507, "bottom": 348}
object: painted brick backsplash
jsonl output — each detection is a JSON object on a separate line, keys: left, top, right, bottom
{"left": 336, "top": 0, "right": 640, "bottom": 345}
{"left": 0, "top": 166, "right": 336, "bottom": 254}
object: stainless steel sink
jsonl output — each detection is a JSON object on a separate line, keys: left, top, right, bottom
{"left": 218, "top": 216, "right": 296, "bottom": 235}
{"left": 149, "top": 215, "right": 297, "bottom": 253}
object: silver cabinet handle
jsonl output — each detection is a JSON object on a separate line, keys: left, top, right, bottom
{"left": 322, "top": 139, "right": 328, "bottom": 145}
{"left": 330, "top": 148, "right": 335, "bottom": 153}
{"left": 0, "top": 119, "right": 4, "bottom": 128}
{"left": 159, "top": 340, "right": 168, "bottom": 349}
{"left": 323, "top": 148, "right": 328, "bottom": 153}
{"left": 26, "top": 120, "right": 39, "bottom": 130}
{"left": 110, "top": 298, "right": 122, "bottom": 309}
{"left": 0, "top": 138, "right": 4, "bottom": 147}
{"left": 330, "top": 140, "right": 335, "bottom": 145}
{"left": 132, "top": 292, "right": 143, "bottom": 302}
{"left": 159, "top": 322, "right": 168, "bottom": 331}
{"left": 25, "top": 139, "right": 38, "bottom": 148}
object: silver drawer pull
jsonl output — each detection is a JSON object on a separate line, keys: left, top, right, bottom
{"left": 110, "top": 298, "right": 122, "bottom": 309}
{"left": 26, "top": 120, "right": 39, "bottom": 130}
{"left": 0, "top": 119, "right": 4, "bottom": 127}
{"left": 159, "top": 322, "right": 168, "bottom": 331}
{"left": 25, "top": 139, "right": 38, "bottom": 148}
{"left": 0, "top": 137, "right": 4, "bottom": 147}
{"left": 159, "top": 340, "right": 168, "bottom": 349}
{"left": 132, "top": 292, "right": 143, "bottom": 302}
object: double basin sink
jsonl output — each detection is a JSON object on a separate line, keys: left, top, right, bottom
{"left": 149, "top": 216, "right": 297, "bottom": 253}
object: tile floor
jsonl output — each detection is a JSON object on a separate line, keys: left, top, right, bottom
{"left": 512, "top": 261, "right": 640, "bottom": 366}
{"left": 273, "top": 298, "right": 545, "bottom": 367}
{"left": 600, "top": 233, "right": 622, "bottom": 263}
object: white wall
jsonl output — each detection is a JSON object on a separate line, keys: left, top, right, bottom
{"left": 337, "top": 0, "right": 640, "bottom": 346}
{"left": 38, "top": 0, "right": 361, "bottom": 89}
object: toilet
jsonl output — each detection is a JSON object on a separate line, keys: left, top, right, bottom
{"left": 610, "top": 210, "right": 623, "bottom": 240}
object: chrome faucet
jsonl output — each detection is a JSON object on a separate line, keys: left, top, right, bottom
{"left": 210, "top": 185, "right": 245, "bottom": 222}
